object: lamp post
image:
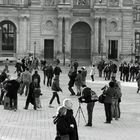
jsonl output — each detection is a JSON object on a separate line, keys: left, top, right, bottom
{"left": 98, "top": 0, "right": 102, "bottom": 58}
{"left": 62, "top": 17, "right": 65, "bottom": 66}
{"left": 131, "top": 43, "right": 133, "bottom": 63}
{"left": 34, "top": 41, "right": 36, "bottom": 59}
{"left": 101, "top": 43, "right": 103, "bottom": 60}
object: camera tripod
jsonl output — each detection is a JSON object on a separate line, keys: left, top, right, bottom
{"left": 75, "top": 102, "right": 86, "bottom": 126}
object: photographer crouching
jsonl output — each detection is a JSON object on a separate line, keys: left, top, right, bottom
{"left": 78, "top": 85, "right": 97, "bottom": 127}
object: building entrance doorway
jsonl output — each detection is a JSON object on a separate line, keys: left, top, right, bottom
{"left": 108, "top": 40, "right": 118, "bottom": 59}
{"left": 44, "top": 39, "right": 54, "bottom": 59}
{"left": 71, "top": 22, "right": 91, "bottom": 60}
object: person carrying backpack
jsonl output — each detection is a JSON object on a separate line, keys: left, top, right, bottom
{"left": 78, "top": 85, "right": 98, "bottom": 127}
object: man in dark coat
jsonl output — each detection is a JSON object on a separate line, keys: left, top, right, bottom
{"left": 5, "top": 79, "right": 20, "bottom": 111}
{"left": 46, "top": 64, "right": 53, "bottom": 87}
{"left": 68, "top": 66, "right": 77, "bottom": 95}
{"left": 24, "top": 79, "right": 37, "bottom": 110}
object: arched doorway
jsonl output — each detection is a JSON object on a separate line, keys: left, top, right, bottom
{"left": 71, "top": 22, "right": 91, "bottom": 60}
{"left": 0, "top": 20, "right": 16, "bottom": 56}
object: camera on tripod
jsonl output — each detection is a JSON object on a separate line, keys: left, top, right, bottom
{"left": 101, "top": 85, "right": 108, "bottom": 91}
{"left": 78, "top": 96, "right": 85, "bottom": 103}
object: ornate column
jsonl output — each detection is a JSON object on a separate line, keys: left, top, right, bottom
{"left": 57, "top": 17, "right": 63, "bottom": 52}
{"left": 101, "top": 18, "right": 106, "bottom": 54}
{"left": 94, "top": 17, "right": 99, "bottom": 53}
{"left": 65, "top": 17, "right": 70, "bottom": 53}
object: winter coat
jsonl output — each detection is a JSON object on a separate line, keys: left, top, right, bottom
{"left": 21, "top": 71, "right": 32, "bottom": 83}
{"left": 5, "top": 80, "right": 20, "bottom": 99}
{"left": 53, "top": 115, "right": 74, "bottom": 137}
{"left": 32, "top": 73, "right": 41, "bottom": 85}
{"left": 51, "top": 78, "right": 62, "bottom": 92}
{"left": 26, "top": 82, "right": 36, "bottom": 105}
{"left": 68, "top": 71, "right": 77, "bottom": 87}
{"left": 75, "top": 73, "right": 82, "bottom": 87}
{"left": 53, "top": 66, "right": 62, "bottom": 76}
{"left": 46, "top": 66, "right": 54, "bottom": 77}
{"left": 65, "top": 109, "right": 79, "bottom": 140}
{"left": 103, "top": 87, "right": 118, "bottom": 103}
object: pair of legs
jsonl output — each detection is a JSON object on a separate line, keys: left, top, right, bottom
{"left": 104, "top": 103, "right": 112, "bottom": 123}
{"left": 68, "top": 86, "right": 75, "bottom": 95}
{"left": 20, "top": 82, "right": 30, "bottom": 96}
{"left": 49, "top": 92, "right": 60, "bottom": 106}
{"left": 24, "top": 96, "right": 36, "bottom": 110}
{"left": 86, "top": 102, "right": 95, "bottom": 126}
{"left": 47, "top": 76, "right": 52, "bottom": 87}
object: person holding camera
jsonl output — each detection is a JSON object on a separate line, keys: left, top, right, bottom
{"left": 78, "top": 85, "right": 96, "bottom": 127}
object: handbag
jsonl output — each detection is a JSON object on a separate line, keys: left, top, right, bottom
{"left": 98, "top": 93, "right": 106, "bottom": 103}
{"left": 55, "top": 135, "right": 61, "bottom": 140}
{"left": 55, "top": 134, "right": 69, "bottom": 140}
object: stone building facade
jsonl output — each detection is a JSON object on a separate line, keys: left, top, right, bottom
{"left": 0, "top": 0, "right": 140, "bottom": 63}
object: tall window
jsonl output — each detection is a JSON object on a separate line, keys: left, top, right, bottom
{"left": 134, "top": 6, "right": 140, "bottom": 22}
{"left": 135, "top": 32, "right": 140, "bottom": 61}
{"left": 0, "top": 21, "right": 16, "bottom": 52}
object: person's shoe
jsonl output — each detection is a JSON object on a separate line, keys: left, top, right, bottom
{"left": 104, "top": 121, "right": 111, "bottom": 124}
{"left": 85, "top": 123, "right": 92, "bottom": 127}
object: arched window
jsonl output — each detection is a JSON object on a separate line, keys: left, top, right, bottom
{"left": 0, "top": 21, "right": 16, "bottom": 53}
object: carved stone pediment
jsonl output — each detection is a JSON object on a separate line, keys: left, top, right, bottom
{"left": 41, "top": 16, "right": 57, "bottom": 35}
{"left": 106, "top": 18, "right": 121, "bottom": 32}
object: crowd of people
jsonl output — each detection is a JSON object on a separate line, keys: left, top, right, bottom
{"left": 0, "top": 56, "right": 140, "bottom": 140}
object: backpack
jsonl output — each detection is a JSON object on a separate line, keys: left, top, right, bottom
{"left": 90, "top": 90, "right": 98, "bottom": 102}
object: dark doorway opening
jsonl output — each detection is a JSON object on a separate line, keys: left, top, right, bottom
{"left": 44, "top": 39, "right": 54, "bottom": 59}
{"left": 71, "top": 22, "right": 91, "bottom": 60}
{"left": 108, "top": 40, "right": 118, "bottom": 59}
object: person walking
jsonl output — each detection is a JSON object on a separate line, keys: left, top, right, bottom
{"left": 24, "top": 78, "right": 37, "bottom": 110}
{"left": 32, "top": 70, "right": 41, "bottom": 87}
{"left": 20, "top": 68, "right": 32, "bottom": 96}
{"left": 75, "top": 70, "right": 82, "bottom": 96}
{"left": 46, "top": 64, "right": 53, "bottom": 87}
{"left": 49, "top": 76, "right": 62, "bottom": 108}
{"left": 68, "top": 66, "right": 77, "bottom": 96}
{"left": 136, "top": 70, "right": 140, "bottom": 93}
{"left": 81, "top": 66, "right": 87, "bottom": 85}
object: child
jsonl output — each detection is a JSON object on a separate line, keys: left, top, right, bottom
{"left": 49, "top": 75, "right": 62, "bottom": 108}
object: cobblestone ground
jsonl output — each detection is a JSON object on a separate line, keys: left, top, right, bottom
{"left": 0, "top": 65, "right": 140, "bottom": 140}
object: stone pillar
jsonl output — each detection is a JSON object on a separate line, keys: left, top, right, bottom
{"left": 57, "top": 17, "right": 63, "bottom": 53}
{"left": 94, "top": 17, "right": 99, "bottom": 53}
{"left": 101, "top": 18, "right": 106, "bottom": 54}
{"left": 65, "top": 17, "right": 70, "bottom": 52}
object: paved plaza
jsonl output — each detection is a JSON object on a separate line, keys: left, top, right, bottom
{"left": 0, "top": 65, "right": 140, "bottom": 140}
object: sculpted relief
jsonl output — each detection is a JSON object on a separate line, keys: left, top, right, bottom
{"left": 41, "top": 16, "right": 57, "bottom": 35}
{"left": 106, "top": 18, "right": 121, "bottom": 32}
